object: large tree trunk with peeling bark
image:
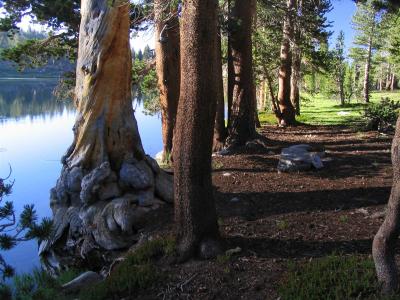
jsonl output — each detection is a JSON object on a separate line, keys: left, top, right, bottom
{"left": 226, "top": 0, "right": 257, "bottom": 147}
{"left": 213, "top": 28, "right": 227, "bottom": 152}
{"left": 278, "top": 0, "right": 296, "bottom": 126}
{"left": 155, "top": 0, "right": 180, "bottom": 163}
{"left": 39, "top": 0, "right": 173, "bottom": 272}
{"left": 373, "top": 116, "right": 400, "bottom": 294}
{"left": 173, "top": 0, "right": 221, "bottom": 260}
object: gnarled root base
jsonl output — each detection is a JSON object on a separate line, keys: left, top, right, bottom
{"left": 39, "top": 155, "right": 173, "bottom": 274}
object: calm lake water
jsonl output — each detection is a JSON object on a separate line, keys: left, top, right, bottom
{"left": 0, "top": 78, "right": 162, "bottom": 276}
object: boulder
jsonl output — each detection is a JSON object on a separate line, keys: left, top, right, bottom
{"left": 155, "top": 171, "right": 174, "bottom": 203}
{"left": 62, "top": 271, "right": 103, "bottom": 293}
{"left": 278, "top": 144, "right": 325, "bottom": 172}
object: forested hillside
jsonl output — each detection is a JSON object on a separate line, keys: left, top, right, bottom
{"left": 0, "top": 30, "right": 73, "bottom": 77}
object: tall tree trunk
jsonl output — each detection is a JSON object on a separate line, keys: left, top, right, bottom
{"left": 155, "top": 0, "right": 180, "bottom": 163}
{"left": 258, "top": 80, "right": 266, "bottom": 111}
{"left": 386, "top": 64, "right": 392, "bottom": 90}
{"left": 266, "top": 71, "right": 281, "bottom": 120}
{"left": 363, "top": 34, "right": 373, "bottom": 103}
{"left": 173, "top": 0, "right": 221, "bottom": 260}
{"left": 391, "top": 74, "right": 396, "bottom": 91}
{"left": 373, "top": 116, "right": 400, "bottom": 294}
{"left": 227, "top": 0, "right": 234, "bottom": 129}
{"left": 213, "top": 26, "right": 227, "bottom": 152}
{"left": 278, "top": 0, "right": 296, "bottom": 125}
{"left": 339, "top": 79, "right": 345, "bottom": 106}
{"left": 40, "top": 0, "right": 173, "bottom": 271}
{"left": 290, "top": 0, "right": 301, "bottom": 115}
{"left": 226, "top": 0, "right": 257, "bottom": 147}
{"left": 354, "top": 64, "right": 361, "bottom": 95}
{"left": 291, "top": 46, "right": 301, "bottom": 115}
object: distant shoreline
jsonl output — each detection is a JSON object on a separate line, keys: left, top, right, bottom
{"left": 0, "top": 77, "right": 59, "bottom": 80}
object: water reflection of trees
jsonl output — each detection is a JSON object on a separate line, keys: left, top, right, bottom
{"left": 0, "top": 81, "right": 160, "bottom": 122}
{"left": 132, "top": 85, "right": 161, "bottom": 116}
{"left": 0, "top": 80, "right": 74, "bottom": 121}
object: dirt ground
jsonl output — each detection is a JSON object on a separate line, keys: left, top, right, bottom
{"left": 137, "top": 124, "right": 393, "bottom": 300}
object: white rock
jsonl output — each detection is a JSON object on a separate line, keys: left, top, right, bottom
{"left": 62, "top": 271, "right": 103, "bottom": 293}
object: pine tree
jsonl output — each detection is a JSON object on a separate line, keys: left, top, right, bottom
{"left": 352, "top": 0, "right": 382, "bottom": 102}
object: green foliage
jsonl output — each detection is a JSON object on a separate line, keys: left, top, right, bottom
{"left": 276, "top": 220, "right": 289, "bottom": 230}
{"left": 12, "top": 268, "right": 80, "bottom": 300}
{"left": 0, "top": 283, "right": 11, "bottom": 300}
{"left": 132, "top": 56, "right": 160, "bottom": 116}
{"left": 364, "top": 97, "right": 400, "bottom": 131}
{"left": 80, "top": 238, "right": 175, "bottom": 300}
{"left": 1, "top": 36, "right": 75, "bottom": 70}
{"left": 279, "top": 255, "right": 382, "bottom": 300}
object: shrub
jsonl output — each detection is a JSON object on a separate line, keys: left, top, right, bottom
{"left": 364, "top": 97, "right": 400, "bottom": 132}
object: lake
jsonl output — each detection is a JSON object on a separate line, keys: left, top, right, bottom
{"left": 0, "top": 78, "right": 162, "bottom": 276}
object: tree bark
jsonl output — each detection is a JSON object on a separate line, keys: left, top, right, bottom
{"left": 391, "top": 74, "right": 396, "bottom": 91}
{"left": 386, "top": 65, "right": 392, "bottom": 91}
{"left": 266, "top": 71, "right": 281, "bottom": 120}
{"left": 173, "top": 0, "right": 221, "bottom": 260}
{"left": 290, "top": 0, "right": 301, "bottom": 115}
{"left": 227, "top": 0, "right": 234, "bottom": 129}
{"left": 226, "top": 0, "right": 257, "bottom": 147}
{"left": 291, "top": 46, "right": 301, "bottom": 115}
{"left": 373, "top": 116, "right": 400, "bottom": 294}
{"left": 339, "top": 79, "right": 345, "bottom": 106}
{"left": 278, "top": 0, "right": 296, "bottom": 125}
{"left": 155, "top": 0, "right": 180, "bottom": 163}
{"left": 40, "top": 0, "right": 173, "bottom": 272}
{"left": 213, "top": 23, "right": 227, "bottom": 152}
{"left": 363, "top": 34, "right": 373, "bottom": 103}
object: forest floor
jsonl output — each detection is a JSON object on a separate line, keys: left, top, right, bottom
{"left": 135, "top": 124, "right": 394, "bottom": 300}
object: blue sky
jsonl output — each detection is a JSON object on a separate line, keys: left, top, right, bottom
{"left": 327, "top": 0, "right": 357, "bottom": 52}
{"left": 132, "top": 0, "right": 359, "bottom": 53}
{"left": 4, "top": 1, "right": 358, "bottom": 53}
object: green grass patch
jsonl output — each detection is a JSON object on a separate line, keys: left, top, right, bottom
{"left": 260, "top": 91, "right": 400, "bottom": 126}
{"left": 79, "top": 237, "right": 175, "bottom": 300}
{"left": 12, "top": 268, "right": 80, "bottom": 300}
{"left": 278, "top": 254, "right": 395, "bottom": 300}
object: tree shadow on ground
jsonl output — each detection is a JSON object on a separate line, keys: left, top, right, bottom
{"left": 225, "top": 236, "right": 374, "bottom": 259}
{"left": 215, "top": 187, "right": 390, "bottom": 219}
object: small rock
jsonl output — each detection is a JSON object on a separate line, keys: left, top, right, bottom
{"left": 310, "top": 154, "right": 324, "bottom": 169}
{"left": 218, "top": 148, "right": 232, "bottom": 156}
{"left": 199, "top": 239, "right": 222, "bottom": 259}
{"left": 355, "top": 208, "right": 369, "bottom": 215}
{"left": 371, "top": 210, "right": 386, "bottom": 219}
{"left": 223, "top": 172, "right": 232, "bottom": 177}
{"left": 230, "top": 197, "right": 240, "bottom": 203}
{"left": 226, "top": 247, "right": 242, "bottom": 256}
{"left": 62, "top": 271, "right": 103, "bottom": 293}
